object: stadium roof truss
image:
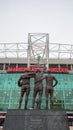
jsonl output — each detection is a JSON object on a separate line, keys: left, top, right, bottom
{"left": 0, "top": 33, "right": 73, "bottom": 66}
{"left": 27, "top": 33, "right": 49, "bottom": 68}
{"left": 49, "top": 43, "right": 73, "bottom": 59}
{"left": 0, "top": 42, "right": 27, "bottom": 58}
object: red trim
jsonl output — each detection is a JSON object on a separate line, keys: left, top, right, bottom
{"left": 7, "top": 67, "right": 68, "bottom": 73}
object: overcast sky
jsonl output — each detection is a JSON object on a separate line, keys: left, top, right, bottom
{"left": 0, "top": 0, "right": 73, "bottom": 44}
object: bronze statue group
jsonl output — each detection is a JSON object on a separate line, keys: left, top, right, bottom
{"left": 18, "top": 70, "right": 58, "bottom": 110}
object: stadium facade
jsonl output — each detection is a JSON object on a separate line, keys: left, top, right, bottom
{"left": 0, "top": 33, "right": 73, "bottom": 128}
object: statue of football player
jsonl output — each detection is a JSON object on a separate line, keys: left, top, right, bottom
{"left": 32, "top": 70, "right": 44, "bottom": 109}
{"left": 18, "top": 72, "right": 35, "bottom": 109}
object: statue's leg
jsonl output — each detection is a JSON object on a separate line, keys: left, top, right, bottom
{"left": 32, "top": 90, "right": 37, "bottom": 109}
{"left": 50, "top": 89, "right": 54, "bottom": 108}
{"left": 24, "top": 87, "right": 30, "bottom": 109}
{"left": 36, "top": 99, "right": 39, "bottom": 109}
{"left": 45, "top": 90, "right": 49, "bottom": 109}
{"left": 18, "top": 89, "right": 24, "bottom": 109}
{"left": 38, "top": 90, "right": 43, "bottom": 109}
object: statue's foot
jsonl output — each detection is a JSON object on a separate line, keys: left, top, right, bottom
{"left": 45, "top": 107, "right": 48, "bottom": 110}
{"left": 24, "top": 107, "right": 27, "bottom": 110}
{"left": 31, "top": 106, "right": 34, "bottom": 109}
{"left": 37, "top": 107, "right": 40, "bottom": 110}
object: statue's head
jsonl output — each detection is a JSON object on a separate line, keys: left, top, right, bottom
{"left": 46, "top": 70, "right": 51, "bottom": 74}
